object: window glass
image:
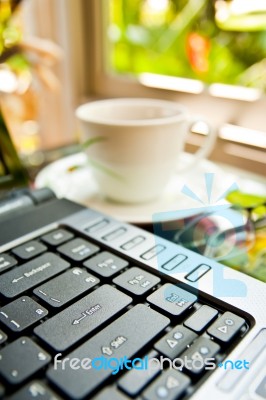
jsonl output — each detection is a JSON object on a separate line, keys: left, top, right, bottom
{"left": 107, "top": 0, "right": 266, "bottom": 90}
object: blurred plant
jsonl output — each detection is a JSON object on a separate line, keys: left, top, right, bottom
{"left": 108, "top": 0, "right": 266, "bottom": 89}
{"left": 0, "top": 0, "right": 62, "bottom": 157}
{"left": 224, "top": 190, "right": 266, "bottom": 282}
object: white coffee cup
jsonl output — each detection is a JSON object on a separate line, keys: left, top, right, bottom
{"left": 76, "top": 98, "right": 216, "bottom": 203}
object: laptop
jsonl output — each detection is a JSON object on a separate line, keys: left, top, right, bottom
{"left": 0, "top": 110, "right": 265, "bottom": 400}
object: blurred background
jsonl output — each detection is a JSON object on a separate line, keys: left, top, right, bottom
{"left": 0, "top": 0, "right": 265, "bottom": 177}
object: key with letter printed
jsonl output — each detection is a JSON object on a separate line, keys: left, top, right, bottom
{"left": 41, "top": 228, "right": 74, "bottom": 246}
{"left": 84, "top": 251, "right": 128, "bottom": 278}
{"left": 147, "top": 283, "right": 197, "bottom": 317}
{"left": 113, "top": 267, "right": 160, "bottom": 296}
{"left": 34, "top": 285, "right": 132, "bottom": 351}
{"left": 12, "top": 241, "right": 47, "bottom": 260}
{"left": 0, "top": 253, "right": 70, "bottom": 299}
{"left": 47, "top": 304, "right": 169, "bottom": 399}
{"left": 58, "top": 238, "right": 99, "bottom": 262}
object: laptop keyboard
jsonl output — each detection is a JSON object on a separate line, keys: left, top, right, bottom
{"left": 0, "top": 227, "right": 250, "bottom": 399}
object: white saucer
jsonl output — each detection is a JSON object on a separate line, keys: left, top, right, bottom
{"left": 35, "top": 152, "right": 263, "bottom": 225}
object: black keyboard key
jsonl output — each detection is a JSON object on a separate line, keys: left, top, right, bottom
{"left": 0, "top": 330, "right": 7, "bottom": 345}
{"left": 207, "top": 311, "right": 245, "bottom": 343}
{"left": 84, "top": 251, "right": 128, "bottom": 277}
{"left": 0, "top": 296, "right": 48, "bottom": 332}
{"left": 143, "top": 369, "right": 191, "bottom": 400}
{"left": 184, "top": 305, "right": 218, "bottom": 333}
{"left": 0, "top": 253, "right": 70, "bottom": 299}
{"left": 118, "top": 350, "right": 160, "bottom": 396}
{"left": 9, "top": 381, "right": 62, "bottom": 400}
{"left": 181, "top": 337, "right": 220, "bottom": 375}
{"left": 0, "top": 254, "right": 17, "bottom": 274}
{"left": 113, "top": 267, "right": 160, "bottom": 296}
{"left": 34, "top": 268, "right": 99, "bottom": 308}
{"left": 0, "top": 337, "right": 51, "bottom": 385}
{"left": 93, "top": 387, "right": 129, "bottom": 400}
{"left": 41, "top": 229, "right": 74, "bottom": 246}
{"left": 35, "top": 284, "right": 132, "bottom": 351}
{"left": 12, "top": 241, "right": 47, "bottom": 260}
{"left": 47, "top": 304, "right": 169, "bottom": 399}
{"left": 154, "top": 325, "right": 197, "bottom": 359}
{"left": 58, "top": 238, "right": 99, "bottom": 262}
{"left": 147, "top": 284, "right": 197, "bottom": 317}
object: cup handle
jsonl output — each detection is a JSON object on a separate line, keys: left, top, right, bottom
{"left": 176, "top": 116, "right": 217, "bottom": 172}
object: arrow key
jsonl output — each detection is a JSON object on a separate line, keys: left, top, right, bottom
{"left": 180, "top": 337, "right": 220, "bottom": 375}
{"left": 154, "top": 325, "right": 197, "bottom": 359}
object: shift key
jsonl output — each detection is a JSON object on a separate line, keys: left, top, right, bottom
{"left": 34, "top": 285, "right": 132, "bottom": 351}
{"left": 47, "top": 304, "right": 169, "bottom": 400}
{"left": 0, "top": 253, "right": 70, "bottom": 299}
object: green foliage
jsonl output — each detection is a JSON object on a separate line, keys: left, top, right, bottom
{"left": 108, "top": 0, "right": 266, "bottom": 89}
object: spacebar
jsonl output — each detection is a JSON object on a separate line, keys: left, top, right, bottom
{"left": 47, "top": 304, "right": 169, "bottom": 400}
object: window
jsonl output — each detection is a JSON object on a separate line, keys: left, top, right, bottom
{"left": 78, "top": 0, "right": 266, "bottom": 175}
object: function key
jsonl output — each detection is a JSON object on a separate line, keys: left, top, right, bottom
{"left": 12, "top": 241, "right": 47, "bottom": 260}
{"left": 185, "top": 264, "right": 211, "bottom": 282}
{"left": 0, "top": 329, "right": 7, "bottom": 345}
{"left": 0, "top": 254, "right": 17, "bottom": 274}
{"left": 57, "top": 238, "right": 99, "bottom": 262}
{"left": 121, "top": 236, "right": 146, "bottom": 251}
{"left": 147, "top": 283, "right": 197, "bottom": 317}
{"left": 154, "top": 325, "right": 197, "bottom": 359}
{"left": 102, "top": 227, "right": 127, "bottom": 242}
{"left": 141, "top": 245, "right": 166, "bottom": 261}
{"left": 142, "top": 369, "right": 191, "bottom": 400}
{"left": 207, "top": 311, "right": 246, "bottom": 343}
{"left": 0, "top": 296, "right": 48, "bottom": 332}
{"left": 85, "top": 218, "right": 110, "bottom": 234}
{"left": 184, "top": 305, "right": 218, "bottom": 333}
{"left": 113, "top": 267, "right": 160, "bottom": 296}
{"left": 0, "top": 337, "right": 51, "bottom": 385}
{"left": 41, "top": 229, "right": 74, "bottom": 246}
{"left": 162, "top": 254, "right": 187, "bottom": 272}
{"left": 84, "top": 251, "right": 128, "bottom": 277}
